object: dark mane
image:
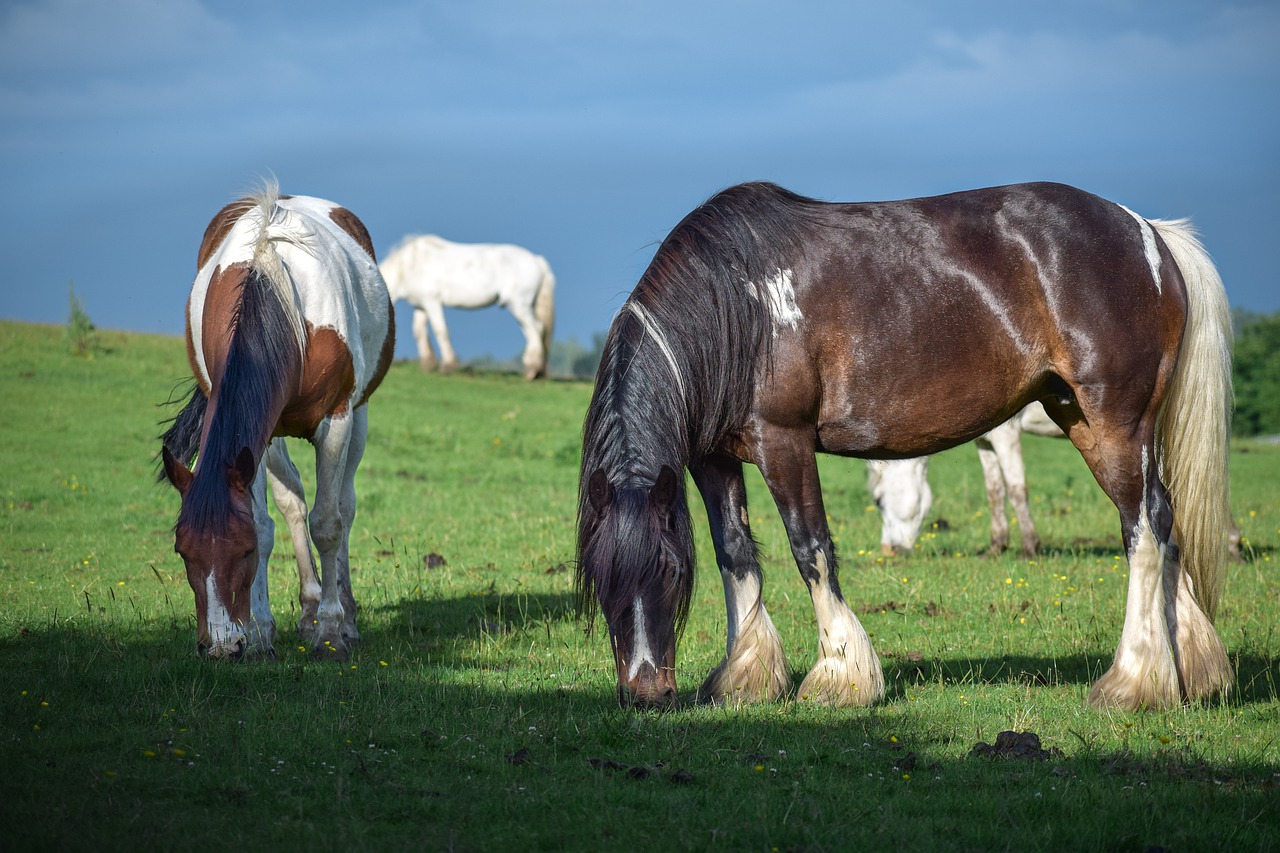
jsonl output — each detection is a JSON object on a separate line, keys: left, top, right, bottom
{"left": 176, "top": 268, "right": 301, "bottom": 534}
{"left": 576, "top": 182, "right": 820, "bottom": 628}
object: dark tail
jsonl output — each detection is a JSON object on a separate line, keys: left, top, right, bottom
{"left": 156, "top": 383, "right": 207, "bottom": 480}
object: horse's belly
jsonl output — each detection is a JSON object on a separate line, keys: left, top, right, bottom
{"left": 813, "top": 377, "right": 1032, "bottom": 459}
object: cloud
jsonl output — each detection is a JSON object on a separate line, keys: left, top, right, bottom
{"left": 0, "top": 0, "right": 231, "bottom": 72}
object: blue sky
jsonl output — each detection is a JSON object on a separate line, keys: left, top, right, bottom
{"left": 2, "top": 0, "right": 1277, "bottom": 363}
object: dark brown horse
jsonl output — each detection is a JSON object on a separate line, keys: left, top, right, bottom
{"left": 161, "top": 184, "right": 394, "bottom": 661}
{"left": 577, "top": 181, "right": 1233, "bottom": 712}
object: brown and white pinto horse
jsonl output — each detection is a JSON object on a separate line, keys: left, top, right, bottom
{"left": 577, "top": 181, "right": 1233, "bottom": 712}
{"left": 161, "top": 184, "right": 394, "bottom": 661}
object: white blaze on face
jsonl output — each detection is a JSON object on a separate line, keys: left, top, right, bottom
{"left": 627, "top": 595, "right": 658, "bottom": 680}
{"left": 204, "top": 572, "right": 244, "bottom": 654}
{"left": 1118, "top": 205, "right": 1163, "bottom": 293}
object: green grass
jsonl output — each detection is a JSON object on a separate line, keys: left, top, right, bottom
{"left": 1, "top": 319, "right": 1278, "bottom": 851}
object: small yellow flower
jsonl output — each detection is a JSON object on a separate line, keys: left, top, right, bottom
{"left": 142, "top": 750, "right": 156, "bottom": 758}
{"left": 171, "top": 748, "right": 186, "bottom": 757}
{"left": 379, "top": 660, "right": 388, "bottom": 667}
{"left": 902, "top": 773, "right": 911, "bottom": 780}
{"left": 889, "top": 735, "right": 898, "bottom": 743}
{"left": 754, "top": 764, "right": 764, "bottom": 772}
{"left": 105, "top": 770, "right": 117, "bottom": 778}
{"left": 1159, "top": 735, "right": 1171, "bottom": 744}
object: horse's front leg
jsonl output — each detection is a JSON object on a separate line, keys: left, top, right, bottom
{"left": 265, "top": 440, "right": 320, "bottom": 644}
{"left": 975, "top": 436, "right": 1010, "bottom": 555}
{"left": 987, "top": 419, "right": 1039, "bottom": 557}
{"left": 307, "top": 407, "right": 367, "bottom": 661}
{"left": 246, "top": 457, "right": 278, "bottom": 656}
{"left": 690, "top": 454, "right": 790, "bottom": 704}
{"left": 411, "top": 308, "right": 438, "bottom": 372}
{"left": 758, "top": 430, "right": 883, "bottom": 706}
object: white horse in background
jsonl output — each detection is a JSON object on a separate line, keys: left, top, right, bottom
{"left": 379, "top": 235, "right": 556, "bottom": 380}
{"left": 870, "top": 402, "right": 1065, "bottom": 557}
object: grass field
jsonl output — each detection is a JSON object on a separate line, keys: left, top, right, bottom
{"left": 2, "top": 319, "right": 1278, "bottom": 851}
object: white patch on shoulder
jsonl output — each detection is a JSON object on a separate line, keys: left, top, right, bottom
{"left": 627, "top": 595, "right": 657, "bottom": 680}
{"left": 751, "top": 268, "right": 802, "bottom": 336}
{"left": 1118, "top": 205, "right": 1162, "bottom": 293}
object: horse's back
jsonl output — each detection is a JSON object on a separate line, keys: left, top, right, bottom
{"left": 384, "top": 235, "right": 547, "bottom": 308}
{"left": 189, "top": 192, "right": 393, "bottom": 428}
{"left": 755, "top": 182, "right": 1187, "bottom": 457}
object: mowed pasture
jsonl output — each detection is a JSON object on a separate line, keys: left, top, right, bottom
{"left": 1, "top": 320, "right": 1277, "bottom": 851}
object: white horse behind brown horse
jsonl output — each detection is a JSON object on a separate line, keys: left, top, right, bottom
{"left": 379, "top": 235, "right": 556, "bottom": 380}
{"left": 874, "top": 404, "right": 1243, "bottom": 560}
{"left": 872, "top": 402, "right": 1064, "bottom": 557}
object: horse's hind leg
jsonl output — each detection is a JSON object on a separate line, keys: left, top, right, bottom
{"left": 266, "top": 440, "right": 321, "bottom": 644}
{"left": 690, "top": 454, "right": 790, "bottom": 704}
{"left": 758, "top": 431, "right": 883, "bottom": 706}
{"left": 506, "top": 297, "right": 547, "bottom": 380}
{"left": 1074, "top": 422, "right": 1227, "bottom": 709}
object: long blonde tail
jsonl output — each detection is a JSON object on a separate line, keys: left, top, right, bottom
{"left": 534, "top": 257, "right": 556, "bottom": 367}
{"left": 1151, "top": 218, "right": 1233, "bottom": 620}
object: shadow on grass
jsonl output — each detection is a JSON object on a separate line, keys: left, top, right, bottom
{"left": 875, "top": 650, "right": 1280, "bottom": 705}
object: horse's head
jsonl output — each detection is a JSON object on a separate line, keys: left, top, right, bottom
{"left": 162, "top": 445, "right": 260, "bottom": 659}
{"left": 868, "top": 458, "right": 932, "bottom": 556}
{"left": 577, "top": 465, "right": 692, "bottom": 710}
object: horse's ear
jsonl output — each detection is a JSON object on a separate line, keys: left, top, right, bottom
{"left": 649, "top": 465, "right": 679, "bottom": 512}
{"left": 587, "top": 469, "right": 612, "bottom": 514}
{"left": 161, "top": 446, "right": 193, "bottom": 495}
{"left": 228, "top": 447, "right": 256, "bottom": 492}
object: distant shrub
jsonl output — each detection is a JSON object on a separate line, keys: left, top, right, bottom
{"left": 1232, "top": 311, "right": 1280, "bottom": 437}
{"left": 66, "top": 281, "right": 98, "bottom": 357}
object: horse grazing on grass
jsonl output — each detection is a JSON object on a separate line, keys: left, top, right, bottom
{"left": 379, "top": 235, "right": 556, "bottom": 380}
{"left": 160, "top": 185, "right": 394, "bottom": 661}
{"left": 577, "top": 181, "right": 1233, "bottom": 712}
{"left": 872, "top": 402, "right": 1064, "bottom": 557}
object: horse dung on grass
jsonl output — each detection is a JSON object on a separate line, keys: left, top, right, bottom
{"left": 160, "top": 184, "right": 394, "bottom": 661}
{"left": 577, "top": 181, "right": 1233, "bottom": 712}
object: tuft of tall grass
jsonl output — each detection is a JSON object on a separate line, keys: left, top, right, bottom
{"left": 65, "top": 281, "right": 98, "bottom": 357}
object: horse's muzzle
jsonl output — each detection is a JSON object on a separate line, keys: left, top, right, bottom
{"left": 617, "top": 662, "right": 678, "bottom": 710}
